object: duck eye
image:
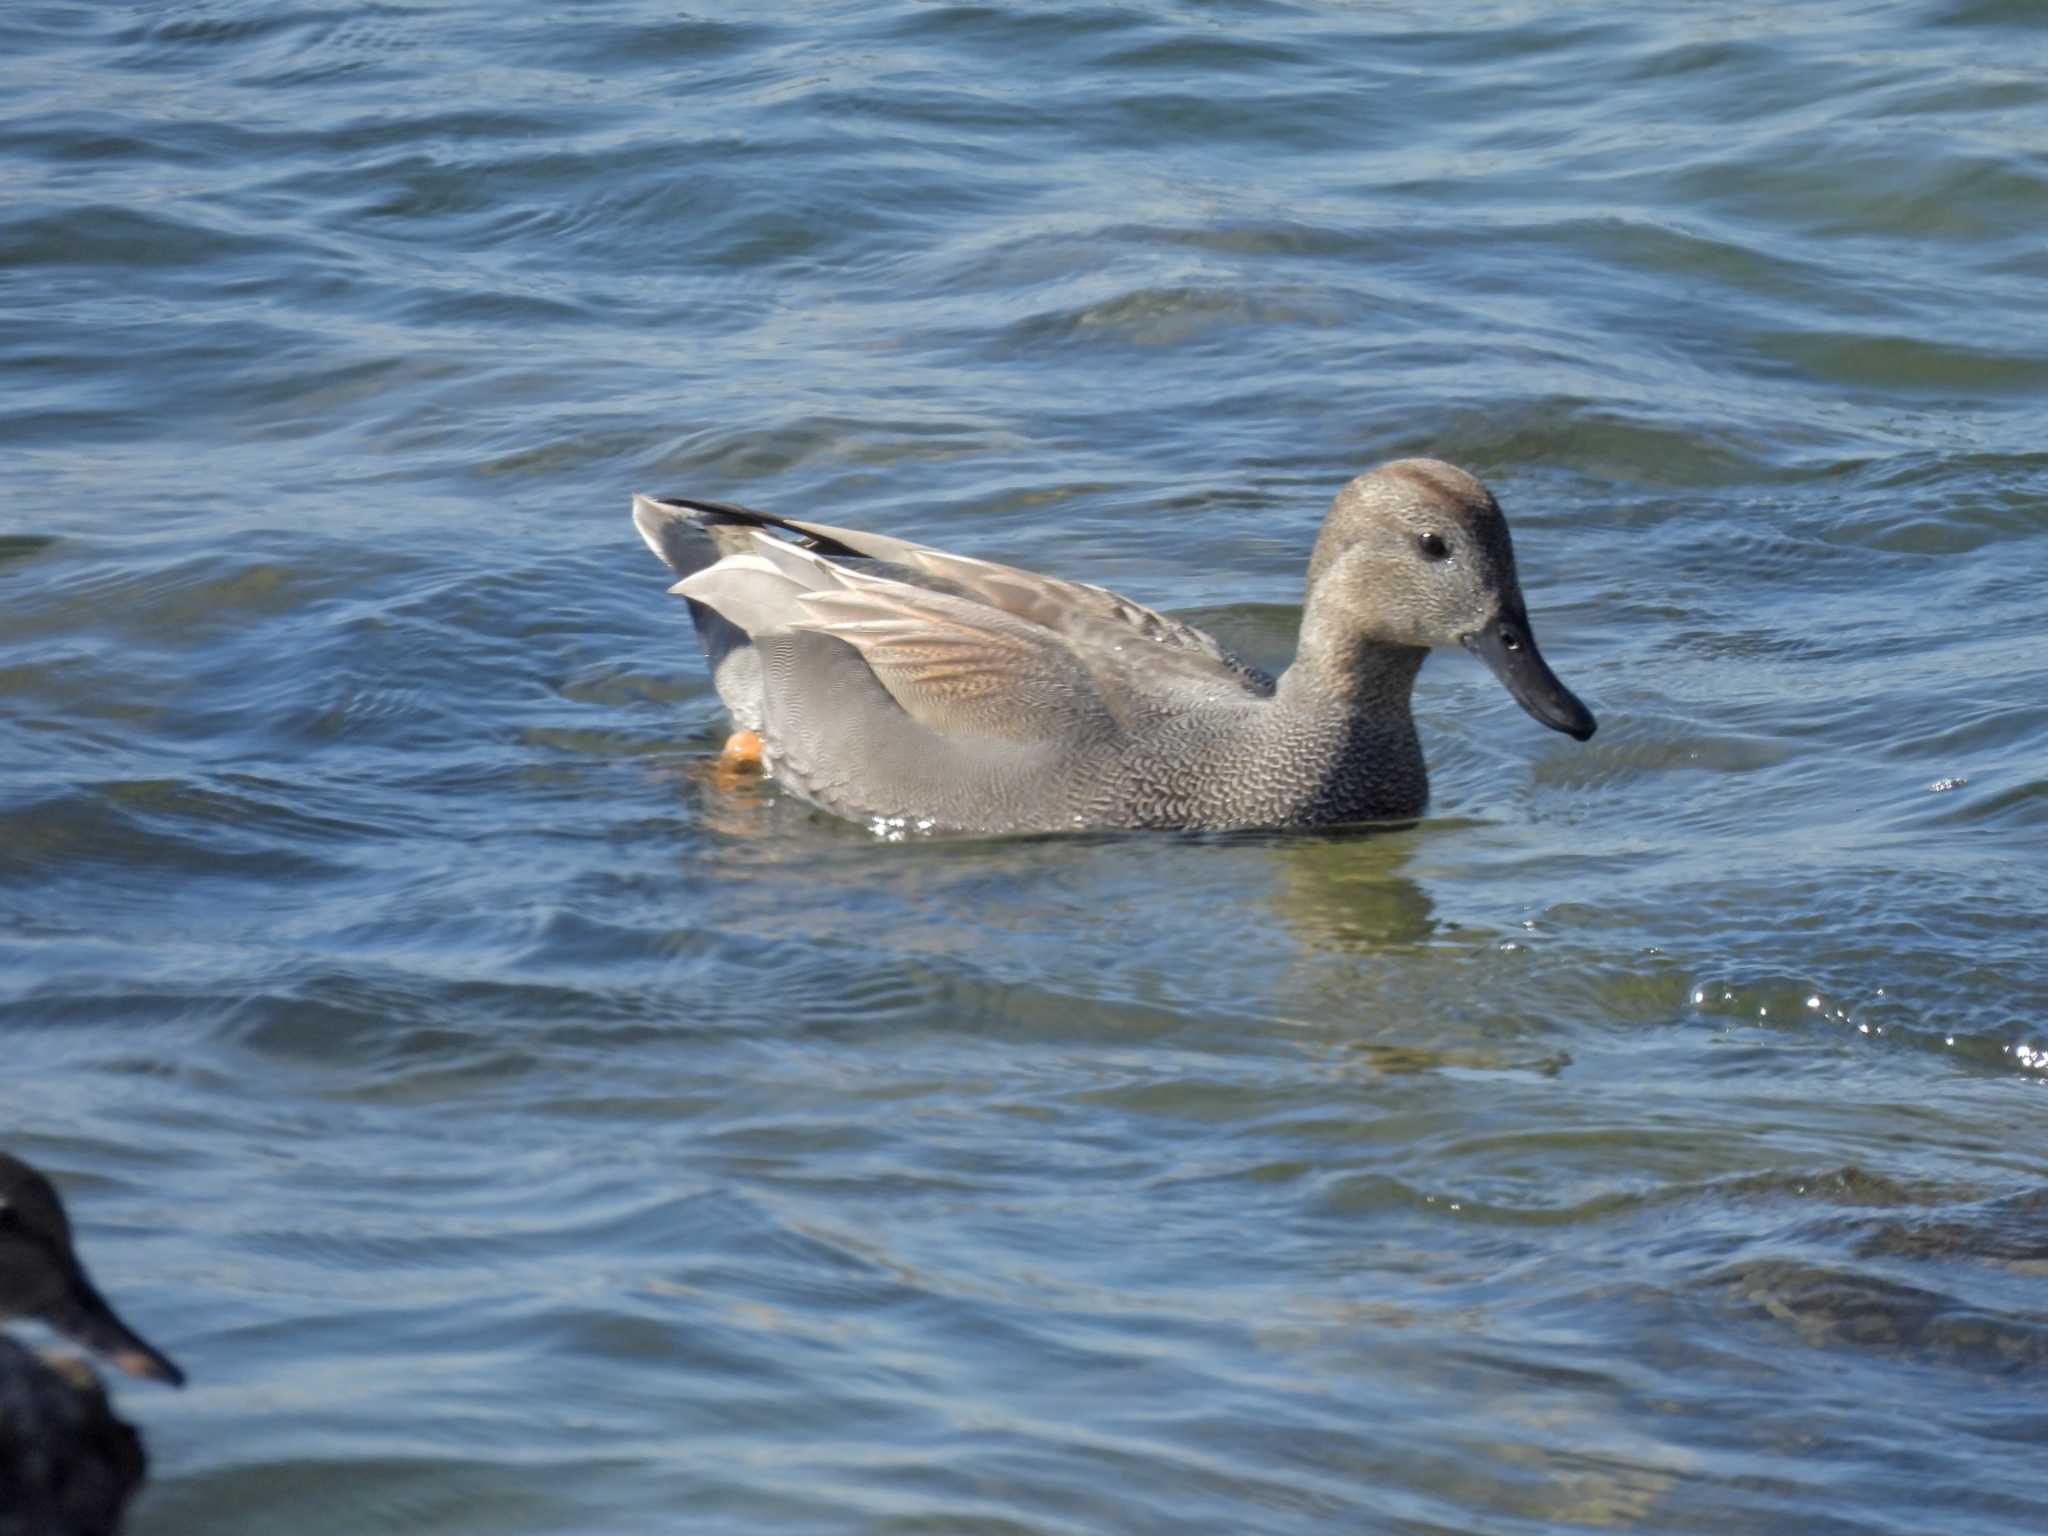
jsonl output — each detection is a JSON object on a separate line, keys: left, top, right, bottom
{"left": 1418, "top": 532, "right": 1450, "bottom": 561}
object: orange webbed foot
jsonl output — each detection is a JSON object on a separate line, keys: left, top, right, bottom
{"left": 718, "top": 728, "right": 764, "bottom": 769}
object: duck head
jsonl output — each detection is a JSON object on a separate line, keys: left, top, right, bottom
{"left": 0, "top": 1153, "right": 185, "bottom": 1387}
{"left": 1300, "top": 458, "right": 1596, "bottom": 740}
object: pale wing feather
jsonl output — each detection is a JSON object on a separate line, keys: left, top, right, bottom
{"left": 672, "top": 553, "right": 822, "bottom": 635}
{"left": 763, "top": 517, "right": 1271, "bottom": 698}
{"left": 791, "top": 584, "right": 1125, "bottom": 743}
{"left": 672, "top": 531, "right": 864, "bottom": 630}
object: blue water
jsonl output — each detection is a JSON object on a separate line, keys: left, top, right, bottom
{"left": 5, "top": 3, "right": 2047, "bottom": 1532}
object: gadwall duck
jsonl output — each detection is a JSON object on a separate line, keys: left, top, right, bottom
{"left": 2, "top": 1153, "right": 183, "bottom": 1536}
{"left": 634, "top": 459, "right": 1595, "bottom": 833}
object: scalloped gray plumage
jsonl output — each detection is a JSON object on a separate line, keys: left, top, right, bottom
{"left": 633, "top": 459, "right": 1595, "bottom": 833}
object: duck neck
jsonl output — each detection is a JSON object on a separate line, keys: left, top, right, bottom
{"left": 1255, "top": 625, "right": 1428, "bottom": 822}
{"left": 1278, "top": 630, "right": 1429, "bottom": 718}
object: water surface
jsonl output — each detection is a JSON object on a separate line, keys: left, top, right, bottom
{"left": 4, "top": 3, "right": 2047, "bottom": 1532}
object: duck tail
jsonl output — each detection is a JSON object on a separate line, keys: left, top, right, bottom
{"left": 632, "top": 493, "right": 873, "bottom": 577}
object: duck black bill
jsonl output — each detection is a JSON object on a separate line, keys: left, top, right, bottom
{"left": 49, "top": 1277, "right": 187, "bottom": 1387}
{"left": 1462, "top": 613, "right": 1597, "bottom": 742}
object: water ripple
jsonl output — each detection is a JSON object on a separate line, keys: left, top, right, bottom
{"left": 5, "top": 3, "right": 2048, "bottom": 1533}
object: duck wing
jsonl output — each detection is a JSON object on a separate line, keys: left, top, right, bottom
{"left": 635, "top": 493, "right": 1274, "bottom": 706}
{"left": 676, "top": 537, "right": 1122, "bottom": 744}
{"left": 671, "top": 536, "right": 1138, "bottom": 824}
